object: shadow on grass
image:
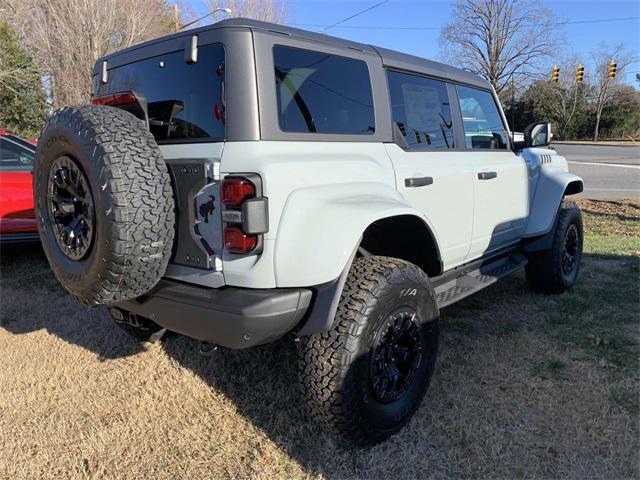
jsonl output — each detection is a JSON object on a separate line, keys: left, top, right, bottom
{"left": 0, "top": 244, "right": 144, "bottom": 359}
{"left": 158, "top": 251, "right": 638, "bottom": 477}
{"left": 1, "top": 246, "right": 638, "bottom": 477}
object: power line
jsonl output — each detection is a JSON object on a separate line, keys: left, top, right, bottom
{"left": 321, "top": 0, "right": 391, "bottom": 33}
{"left": 179, "top": 7, "right": 231, "bottom": 30}
{"left": 292, "top": 15, "right": 640, "bottom": 32}
{"left": 558, "top": 16, "right": 640, "bottom": 26}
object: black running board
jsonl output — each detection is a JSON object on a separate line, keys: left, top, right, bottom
{"left": 434, "top": 253, "right": 528, "bottom": 309}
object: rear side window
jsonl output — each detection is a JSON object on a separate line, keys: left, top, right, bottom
{"left": 95, "top": 44, "right": 225, "bottom": 144}
{"left": 387, "top": 70, "right": 455, "bottom": 149}
{"left": 456, "top": 86, "right": 508, "bottom": 150}
{"left": 273, "top": 45, "right": 375, "bottom": 135}
{"left": 0, "top": 137, "right": 35, "bottom": 172}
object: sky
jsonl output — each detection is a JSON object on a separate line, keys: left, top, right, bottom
{"left": 185, "top": 0, "right": 640, "bottom": 84}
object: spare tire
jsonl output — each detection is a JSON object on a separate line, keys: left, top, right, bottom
{"left": 33, "top": 105, "right": 175, "bottom": 305}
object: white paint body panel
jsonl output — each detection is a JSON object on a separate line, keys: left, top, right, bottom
{"left": 523, "top": 148, "right": 583, "bottom": 237}
{"left": 162, "top": 140, "right": 582, "bottom": 290}
{"left": 384, "top": 144, "right": 473, "bottom": 270}
{"left": 219, "top": 141, "right": 430, "bottom": 287}
{"left": 217, "top": 141, "right": 582, "bottom": 289}
{"left": 467, "top": 151, "right": 529, "bottom": 259}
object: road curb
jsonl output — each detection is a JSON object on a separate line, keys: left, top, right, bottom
{"left": 553, "top": 141, "right": 638, "bottom": 147}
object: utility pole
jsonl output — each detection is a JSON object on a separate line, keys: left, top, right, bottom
{"left": 511, "top": 76, "right": 515, "bottom": 134}
{"left": 173, "top": 4, "right": 180, "bottom": 32}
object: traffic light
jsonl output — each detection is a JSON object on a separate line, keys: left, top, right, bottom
{"left": 551, "top": 65, "right": 560, "bottom": 83}
{"left": 608, "top": 61, "right": 617, "bottom": 79}
{"left": 576, "top": 64, "right": 584, "bottom": 83}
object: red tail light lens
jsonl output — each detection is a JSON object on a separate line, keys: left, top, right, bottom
{"left": 91, "top": 91, "right": 137, "bottom": 106}
{"left": 224, "top": 226, "right": 257, "bottom": 253}
{"left": 221, "top": 178, "right": 255, "bottom": 206}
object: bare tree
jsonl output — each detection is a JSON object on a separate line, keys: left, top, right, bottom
{"left": 5, "top": 0, "right": 174, "bottom": 106}
{"left": 590, "top": 44, "right": 634, "bottom": 142}
{"left": 545, "top": 56, "right": 586, "bottom": 139}
{"left": 439, "top": 0, "right": 560, "bottom": 99}
{"left": 203, "top": 0, "right": 287, "bottom": 24}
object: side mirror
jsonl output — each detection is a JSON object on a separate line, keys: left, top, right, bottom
{"left": 525, "top": 122, "right": 552, "bottom": 148}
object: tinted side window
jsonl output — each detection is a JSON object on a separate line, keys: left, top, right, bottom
{"left": 274, "top": 45, "right": 375, "bottom": 135}
{"left": 456, "top": 86, "right": 508, "bottom": 149}
{"left": 387, "top": 70, "right": 454, "bottom": 149}
{"left": 0, "top": 138, "right": 35, "bottom": 172}
{"left": 95, "top": 44, "right": 225, "bottom": 144}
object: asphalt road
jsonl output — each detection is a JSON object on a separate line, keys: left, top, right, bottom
{"left": 552, "top": 143, "right": 640, "bottom": 200}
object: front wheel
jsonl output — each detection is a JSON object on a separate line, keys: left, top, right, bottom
{"left": 526, "top": 200, "right": 583, "bottom": 294}
{"left": 297, "top": 256, "right": 440, "bottom": 447}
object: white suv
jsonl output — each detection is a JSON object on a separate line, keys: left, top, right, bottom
{"left": 33, "top": 18, "right": 584, "bottom": 446}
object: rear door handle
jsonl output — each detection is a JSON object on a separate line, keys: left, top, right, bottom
{"left": 477, "top": 171, "right": 497, "bottom": 180}
{"left": 405, "top": 176, "right": 433, "bottom": 187}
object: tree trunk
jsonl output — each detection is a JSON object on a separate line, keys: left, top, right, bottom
{"left": 593, "top": 110, "right": 601, "bottom": 142}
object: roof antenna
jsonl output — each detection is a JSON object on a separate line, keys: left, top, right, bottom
{"left": 179, "top": 7, "right": 232, "bottom": 31}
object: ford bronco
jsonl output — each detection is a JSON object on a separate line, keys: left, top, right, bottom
{"left": 33, "top": 18, "right": 584, "bottom": 447}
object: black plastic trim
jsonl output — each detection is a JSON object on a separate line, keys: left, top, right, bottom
{"left": 241, "top": 197, "right": 269, "bottom": 234}
{"left": 116, "top": 280, "right": 312, "bottom": 349}
{"left": 0, "top": 232, "right": 40, "bottom": 245}
{"left": 404, "top": 176, "right": 433, "bottom": 188}
{"left": 296, "top": 245, "right": 358, "bottom": 336}
{"left": 478, "top": 171, "right": 498, "bottom": 180}
{"left": 431, "top": 243, "right": 521, "bottom": 289}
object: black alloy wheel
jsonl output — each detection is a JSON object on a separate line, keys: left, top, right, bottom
{"left": 370, "top": 307, "right": 424, "bottom": 404}
{"left": 48, "top": 155, "right": 95, "bottom": 261}
{"left": 562, "top": 223, "right": 579, "bottom": 276}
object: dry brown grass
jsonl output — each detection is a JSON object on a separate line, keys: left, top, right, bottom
{"left": 0, "top": 199, "right": 638, "bottom": 479}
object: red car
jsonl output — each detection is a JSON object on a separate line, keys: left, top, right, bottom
{"left": 0, "top": 129, "right": 39, "bottom": 244}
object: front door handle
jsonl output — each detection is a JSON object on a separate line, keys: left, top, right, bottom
{"left": 405, "top": 176, "right": 433, "bottom": 188}
{"left": 478, "top": 171, "right": 497, "bottom": 180}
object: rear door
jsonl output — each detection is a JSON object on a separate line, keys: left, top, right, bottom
{"left": 384, "top": 70, "right": 474, "bottom": 270}
{"left": 0, "top": 136, "right": 36, "bottom": 235}
{"left": 455, "top": 85, "right": 528, "bottom": 259}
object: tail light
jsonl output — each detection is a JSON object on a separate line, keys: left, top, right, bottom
{"left": 221, "top": 175, "right": 268, "bottom": 254}
{"left": 91, "top": 91, "right": 136, "bottom": 106}
{"left": 221, "top": 178, "right": 255, "bottom": 206}
{"left": 224, "top": 226, "right": 257, "bottom": 253}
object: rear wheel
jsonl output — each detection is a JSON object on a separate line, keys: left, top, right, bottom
{"left": 297, "top": 256, "right": 439, "bottom": 447}
{"left": 526, "top": 200, "right": 583, "bottom": 294}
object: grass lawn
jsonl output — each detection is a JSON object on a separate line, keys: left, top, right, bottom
{"left": 0, "top": 198, "right": 638, "bottom": 479}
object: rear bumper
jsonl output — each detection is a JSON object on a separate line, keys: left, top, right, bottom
{"left": 115, "top": 280, "right": 312, "bottom": 349}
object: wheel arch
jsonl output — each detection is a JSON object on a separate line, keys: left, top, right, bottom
{"left": 273, "top": 181, "right": 441, "bottom": 288}
{"left": 296, "top": 212, "right": 442, "bottom": 336}
{"left": 524, "top": 169, "right": 583, "bottom": 238}
{"left": 564, "top": 179, "right": 584, "bottom": 196}
{"left": 360, "top": 214, "right": 442, "bottom": 277}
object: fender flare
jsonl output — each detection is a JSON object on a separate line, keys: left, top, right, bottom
{"left": 524, "top": 168, "right": 583, "bottom": 238}
{"left": 273, "top": 182, "right": 439, "bottom": 335}
{"left": 273, "top": 181, "right": 439, "bottom": 287}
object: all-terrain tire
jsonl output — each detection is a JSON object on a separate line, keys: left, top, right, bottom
{"left": 33, "top": 105, "right": 175, "bottom": 305}
{"left": 525, "top": 200, "right": 583, "bottom": 294}
{"left": 297, "top": 256, "right": 440, "bottom": 447}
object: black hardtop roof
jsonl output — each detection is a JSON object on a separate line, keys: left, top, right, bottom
{"left": 95, "top": 17, "right": 491, "bottom": 90}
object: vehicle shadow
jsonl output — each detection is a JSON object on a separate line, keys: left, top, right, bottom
{"left": 157, "top": 248, "right": 638, "bottom": 478}
{"left": 0, "top": 244, "right": 144, "bottom": 359}
{"left": 2, "top": 245, "right": 635, "bottom": 477}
